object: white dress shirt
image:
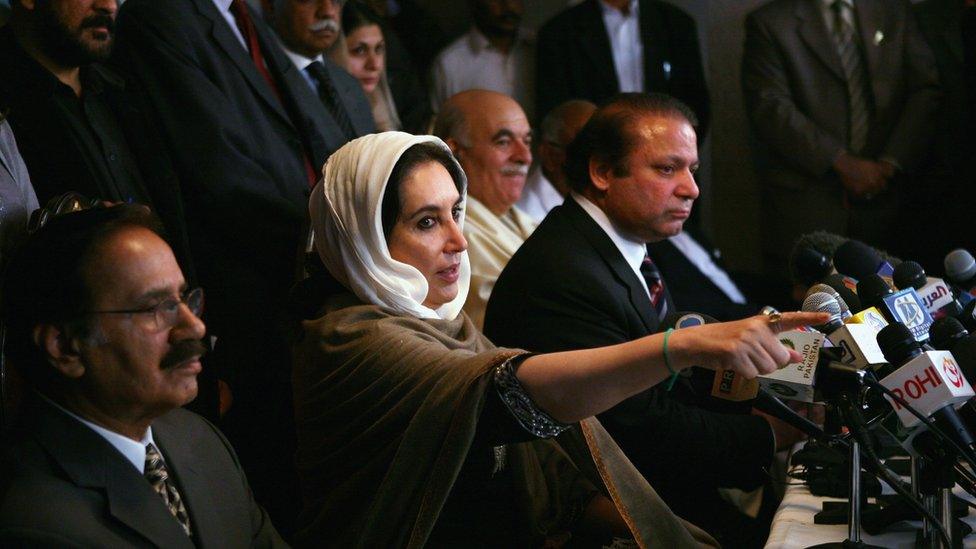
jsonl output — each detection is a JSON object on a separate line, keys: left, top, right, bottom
{"left": 43, "top": 394, "right": 157, "bottom": 474}
{"left": 818, "top": 0, "right": 855, "bottom": 37}
{"left": 668, "top": 232, "right": 748, "bottom": 304}
{"left": 429, "top": 27, "right": 536, "bottom": 120}
{"left": 572, "top": 192, "right": 650, "bottom": 297}
{"left": 600, "top": 0, "right": 644, "bottom": 93}
{"left": 516, "top": 166, "right": 564, "bottom": 223}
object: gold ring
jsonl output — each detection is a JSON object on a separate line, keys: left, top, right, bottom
{"left": 767, "top": 311, "right": 782, "bottom": 331}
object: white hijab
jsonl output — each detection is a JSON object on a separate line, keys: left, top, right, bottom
{"left": 309, "top": 132, "right": 471, "bottom": 320}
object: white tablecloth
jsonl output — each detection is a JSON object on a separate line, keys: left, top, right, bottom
{"left": 765, "top": 457, "right": 976, "bottom": 548}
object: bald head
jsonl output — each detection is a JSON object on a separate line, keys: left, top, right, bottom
{"left": 434, "top": 90, "right": 532, "bottom": 216}
{"left": 539, "top": 100, "right": 596, "bottom": 194}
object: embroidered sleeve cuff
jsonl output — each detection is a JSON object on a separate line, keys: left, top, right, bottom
{"left": 492, "top": 356, "right": 571, "bottom": 438}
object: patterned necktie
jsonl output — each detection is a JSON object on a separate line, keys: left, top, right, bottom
{"left": 144, "top": 443, "right": 193, "bottom": 537}
{"left": 830, "top": 0, "right": 870, "bottom": 153}
{"left": 640, "top": 255, "right": 668, "bottom": 322}
{"left": 306, "top": 61, "right": 357, "bottom": 140}
{"left": 228, "top": 0, "right": 318, "bottom": 186}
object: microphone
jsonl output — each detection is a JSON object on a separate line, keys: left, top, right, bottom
{"left": 845, "top": 307, "right": 889, "bottom": 333}
{"left": 821, "top": 273, "right": 862, "bottom": 312}
{"left": 893, "top": 261, "right": 963, "bottom": 320}
{"left": 859, "top": 274, "right": 933, "bottom": 342}
{"left": 804, "top": 292, "right": 886, "bottom": 369}
{"left": 807, "top": 283, "right": 852, "bottom": 320}
{"left": 876, "top": 323, "right": 976, "bottom": 456}
{"left": 791, "top": 246, "right": 834, "bottom": 286}
{"left": 802, "top": 292, "right": 844, "bottom": 332}
{"left": 945, "top": 249, "right": 976, "bottom": 295}
{"left": 834, "top": 239, "right": 895, "bottom": 283}
{"left": 758, "top": 329, "right": 824, "bottom": 402}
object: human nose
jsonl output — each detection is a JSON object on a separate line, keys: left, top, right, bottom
{"left": 365, "top": 51, "right": 380, "bottom": 71}
{"left": 319, "top": 0, "right": 340, "bottom": 19}
{"left": 446, "top": 219, "right": 468, "bottom": 254}
{"left": 678, "top": 170, "right": 699, "bottom": 200}
{"left": 511, "top": 138, "right": 531, "bottom": 165}
{"left": 94, "top": 0, "right": 116, "bottom": 15}
{"left": 171, "top": 300, "right": 207, "bottom": 341}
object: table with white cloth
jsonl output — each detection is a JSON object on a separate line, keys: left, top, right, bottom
{"left": 765, "top": 452, "right": 976, "bottom": 548}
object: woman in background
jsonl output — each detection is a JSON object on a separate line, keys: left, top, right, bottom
{"left": 341, "top": 1, "right": 401, "bottom": 131}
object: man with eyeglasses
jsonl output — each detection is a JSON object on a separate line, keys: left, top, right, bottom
{"left": 0, "top": 204, "right": 286, "bottom": 547}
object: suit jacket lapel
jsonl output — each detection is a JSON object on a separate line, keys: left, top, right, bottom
{"left": 154, "top": 418, "right": 226, "bottom": 549}
{"left": 562, "top": 199, "right": 658, "bottom": 333}
{"left": 639, "top": 0, "right": 667, "bottom": 92}
{"left": 795, "top": 0, "right": 846, "bottom": 81}
{"left": 853, "top": 0, "right": 886, "bottom": 94}
{"left": 577, "top": 0, "right": 620, "bottom": 91}
{"left": 193, "top": 0, "right": 291, "bottom": 125}
{"left": 26, "top": 397, "right": 195, "bottom": 548}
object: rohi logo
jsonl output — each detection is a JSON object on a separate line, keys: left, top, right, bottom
{"left": 943, "top": 356, "right": 963, "bottom": 388}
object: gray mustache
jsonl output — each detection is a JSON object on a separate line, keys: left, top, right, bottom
{"left": 309, "top": 19, "right": 340, "bottom": 33}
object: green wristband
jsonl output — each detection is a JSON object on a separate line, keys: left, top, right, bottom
{"left": 663, "top": 328, "right": 678, "bottom": 391}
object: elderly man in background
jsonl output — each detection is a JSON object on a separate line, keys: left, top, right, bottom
{"left": 264, "top": 0, "right": 375, "bottom": 140}
{"left": 429, "top": 0, "right": 535, "bottom": 120}
{"left": 516, "top": 99, "right": 596, "bottom": 223}
{"left": 0, "top": 205, "right": 285, "bottom": 547}
{"left": 433, "top": 89, "right": 534, "bottom": 329}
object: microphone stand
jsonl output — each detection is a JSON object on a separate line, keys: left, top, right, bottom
{"left": 808, "top": 392, "right": 885, "bottom": 549}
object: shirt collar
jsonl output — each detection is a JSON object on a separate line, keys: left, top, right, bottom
{"left": 212, "top": 0, "right": 233, "bottom": 12}
{"left": 599, "top": 0, "right": 640, "bottom": 18}
{"left": 571, "top": 192, "right": 647, "bottom": 272}
{"left": 821, "top": 0, "right": 853, "bottom": 10}
{"left": 278, "top": 38, "right": 326, "bottom": 72}
{"left": 40, "top": 393, "right": 156, "bottom": 474}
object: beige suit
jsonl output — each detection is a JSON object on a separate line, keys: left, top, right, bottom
{"left": 743, "top": 0, "right": 940, "bottom": 266}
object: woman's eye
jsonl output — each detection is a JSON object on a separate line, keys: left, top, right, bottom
{"left": 452, "top": 207, "right": 462, "bottom": 221}
{"left": 417, "top": 217, "right": 436, "bottom": 229}
{"left": 351, "top": 45, "right": 367, "bottom": 56}
{"left": 375, "top": 45, "right": 385, "bottom": 56}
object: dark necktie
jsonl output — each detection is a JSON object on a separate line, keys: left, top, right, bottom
{"left": 306, "top": 60, "right": 357, "bottom": 140}
{"left": 144, "top": 443, "right": 193, "bottom": 537}
{"left": 830, "top": 0, "right": 870, "bottom": 153}
{"left": 228, "top": 0, "right": 318, "bottom": 186}
{"left": 640, "top": 255, "right": 668, "bottom": 322}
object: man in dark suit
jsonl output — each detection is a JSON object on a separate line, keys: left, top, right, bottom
{"left": 0, "top": 0, "right": 193, "bottom": 288}
{"left": 485, "top": 94, "right": 806, "bottom": 548}
{"left": 0, "top": 205, "right": 285, "bottom": 548}
{"left": 111, "top": 0, "right": 352, "bottom": 533}
{"left": 743, "top": 0, "right": 940, "bottom": 275}
{"left": 535, "top": 0, "right": 709, "bottom": 133}
{"left": 264, "top": 0, "right": 375, "bottom": 139}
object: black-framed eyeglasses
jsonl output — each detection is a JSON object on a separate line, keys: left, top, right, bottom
{"left": 85, "top": 288, "right": 205, "bottom": 331}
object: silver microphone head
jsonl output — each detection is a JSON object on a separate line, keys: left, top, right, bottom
{"left": 802, "top": 291, "right": 843, "bottom": 332}
{"left": 945, "top": 249, "right": 976, "bottom": 284}
{"left": 807, "top": 283, "right": 851, "bottom": 319}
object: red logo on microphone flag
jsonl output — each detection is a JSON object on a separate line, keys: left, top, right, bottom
{"left": 943, "top": 356, "right": 963, "bottom": 388}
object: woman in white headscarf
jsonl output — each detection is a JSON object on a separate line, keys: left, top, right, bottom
{"left": 293, "top": 132, "right": 824, "bottom": 548}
